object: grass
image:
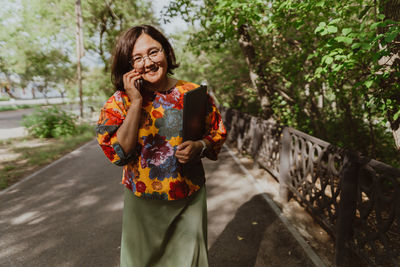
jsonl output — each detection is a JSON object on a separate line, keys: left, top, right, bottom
{"left": 3, "top": 165, "right": 16, "bottom": 171}
{"left": 0, "top": 123, "right": 95, "bottom": 190}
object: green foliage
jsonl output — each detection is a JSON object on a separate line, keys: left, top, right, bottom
{"left": 82, "top": 0, "right": 158, "bottom": 71}
{"left": 0, "top": 0, "right": 76, "bottom": 94}
{"left": 171, "top": 29, "right": 257, "bottom": 113}
{"left": 0, "top": 0, "right": 158, "bottom": 98}
{"left": 165, "top": 0, "right": 400, "bottom": 166}
{"left": 22, "top": 107, "right": 77, "bottom": 138}
{"left": 82, "top": 67, "right": 112, "bottom": 99}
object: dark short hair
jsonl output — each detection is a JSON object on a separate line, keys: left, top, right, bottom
{"left": 111, "top": 25, "right": 179, "bottom": 91}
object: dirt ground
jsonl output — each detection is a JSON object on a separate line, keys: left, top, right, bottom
{"left": 0, "top": 138, "right": 60, "bottom": 187}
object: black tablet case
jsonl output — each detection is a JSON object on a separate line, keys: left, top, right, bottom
{"left": 182, "top": 85, "right": 208, "bottom": 141}
{"left": 181, "top": 85, "right": 208, "bottom": 184}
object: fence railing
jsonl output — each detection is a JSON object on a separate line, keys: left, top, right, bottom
{"left": 220, "top": 107, "right": 400, "bottom": 267}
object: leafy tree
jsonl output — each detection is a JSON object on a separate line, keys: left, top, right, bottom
{"left": 165, "top": 0, "right": 400, "bottom": 165}
{"left": 0, "top": 0, "right": 76, "bottom": 98}
{"left": 165, "top": 0, "right": 276, "bottom": 118}
{"left": 81, "top": 0, "right": 158, "bottom": 95}
{"left": 24, "top": 49, "right": 74, "bottom": 98}
{"left": 83, "top": 0, "right": 157, "bottom": 70}
{"left": 0, "top": 0, "right": 158, "bottom": 98}
{"left": 379, "top": 0, "right": 400, "bottom": 150}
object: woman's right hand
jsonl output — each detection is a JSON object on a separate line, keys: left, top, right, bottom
{"left": 123, "top": 69, "right": 143, "bottom": 101}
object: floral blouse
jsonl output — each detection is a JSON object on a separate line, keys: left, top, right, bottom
{"left": 96, "top": 80, "right": 227, "bottom": 201}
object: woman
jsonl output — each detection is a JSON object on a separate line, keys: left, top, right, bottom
{"left": 96, "top": 25, "right": 227, "bottom": 267}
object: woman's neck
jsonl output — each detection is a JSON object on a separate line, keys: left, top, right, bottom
{"left": 148, "top": 76, "right": 177, "bottom": 93}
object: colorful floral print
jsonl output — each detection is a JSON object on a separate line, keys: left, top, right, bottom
{"left": 149, "top": 154, "right": 179, "bottom": 181}
{"left": 140, "top": 134, "right": 174, "bottom": 168}
{"left": 152, "top": 110, "right": 163, "bottom": 119}
{"left": 124, "top": 167, "right": 137, "bottom": 192}
{"left": 169, "top": 180, "right": 190, "bottom": 200}
{"left": 151, "top": 181, "right": 163, "bottom": 190}
{"left": 139, "top": 109, "right": 153, "bottom": 130}
{"left": 155, "top": 108, "right": 183, "bottom": 139}
{"left": 96, "top": 80, "right": 227, "bottom": 200}
{"left": 152, "top": 88, "right": 181, "bottom": 109}
{"left": 136, "top": 181, "right": 146, "bottom": 193}
{"left": 101, "top": 145, "right": 116, "bottom": 161}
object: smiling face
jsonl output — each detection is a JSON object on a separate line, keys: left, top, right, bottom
{"left": 131, "top": 33, "right": 168, "bottom": 87}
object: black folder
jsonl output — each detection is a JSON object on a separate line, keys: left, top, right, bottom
{"left": 181, "top": 85, "right": 208, "bottom": 184}
{"left": 182, "top": 85, "right": 208, "bottom": 141}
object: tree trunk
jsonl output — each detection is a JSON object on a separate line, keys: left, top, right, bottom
{"left": 99, "top": 24, "right": 108, "bottom": 72}
{"left": 237, "top": 24, "right": 274, "bottom": 119}
{"left": 3, "top": 84, "right": 18, "bottom": 99}
{"left": 31, "top": 87, "right": 36, "bottom": 99}
{"left": 382, "top": 0, "right": 400, "bottom": 150}
{"left": 75, "top": 0, "right": 84, "bottom": 118}
{"left": 392, "top": 125, "right": 400, "bottom": 150}
{"left": 43, "top": 81, "right": 48, "bottom": 100}
{"left": 3, "top": 74, "right": 20, "bottom": 99}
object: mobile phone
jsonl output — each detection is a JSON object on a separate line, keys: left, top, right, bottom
{"left": 135, "top": 78, "right": 143, "bottom": 91}
{"left": 133, "top": 67, "right": 144, "bottom": 92}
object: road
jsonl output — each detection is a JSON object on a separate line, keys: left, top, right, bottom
{"left": 0, "top": 97, "right": 66, "bottom": 107}
{"left": 0, "top": 108, "right": 35, "bottom": 129}
{"left": 0, "top": 109, "right": 35, "bottom": 140}
{"left": 0, "top": 104, "right": 95, "bottom": 140}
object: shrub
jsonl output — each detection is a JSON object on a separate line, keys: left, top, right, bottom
{"left": 22, "top": 107, "right": 77, "bottom": 138}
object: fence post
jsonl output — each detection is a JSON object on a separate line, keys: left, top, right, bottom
{"left": 279, "top": 127, "right": 291, "bottom": 202}
{"left": 335, "top": 151, "right": 360, "bottom": 267}
{"left": 251, "top": 120, "right": 263, "bottom": 164}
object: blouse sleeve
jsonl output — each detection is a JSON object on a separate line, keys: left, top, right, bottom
{"left": 96, "top": 96, "right": 137, "bottom": 166}
{"left": 203, "top": 94, "right": 227, "bottom": 160}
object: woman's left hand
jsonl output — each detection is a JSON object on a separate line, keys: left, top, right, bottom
{"left": 175, "top": 141, "right": 203, "bottom": 164}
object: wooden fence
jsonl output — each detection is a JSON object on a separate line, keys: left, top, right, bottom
{"left": 221, "top": 107, "right": 400, "bottom": 267}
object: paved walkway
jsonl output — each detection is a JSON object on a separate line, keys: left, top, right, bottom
{"left": 0, "top": 105, "right": 97, "bottom": 140}
{"left": 0, "top": 97, "right": 71, "bottom": 107}
{"left": 0, "top": 140, "right": 323, "bottom": 267}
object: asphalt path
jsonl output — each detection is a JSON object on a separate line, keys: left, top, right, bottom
{"left": 0, "top": 108, "right": 36, "bottom": 129}
{"left": 0, "top": 108, "right": 36, "bottom": 140}
{"left": 0, "top": 104, "right": 85, "bottom": 130}
{"left": 0, "top": 98, "right": 66, "bottom": 107}
{"left": 0, "top": 104, "right": 90, "bottom": 140}
{"left": 0, "top": 140, "right": 320, "bottom": 267}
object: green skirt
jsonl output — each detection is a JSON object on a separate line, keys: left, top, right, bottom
{"left": 120, "top": 186, "right": 209, "bottom": 267}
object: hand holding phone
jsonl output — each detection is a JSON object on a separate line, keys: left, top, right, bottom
{"left": 135, "top": 78, "right": 144, "bottom": 91}
{"left": 122, "top": 69, "right": 144, "bottom": 101}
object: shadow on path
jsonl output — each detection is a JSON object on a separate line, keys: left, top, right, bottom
{"left": 209, "top": 194, "right": 314, "bottom": 267}
{"left": 0, "top": 141, "right": 123, "bottom": 267}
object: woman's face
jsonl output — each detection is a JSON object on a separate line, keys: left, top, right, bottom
{"left": 131, "top": 33, "right": 168, "bottom": 85}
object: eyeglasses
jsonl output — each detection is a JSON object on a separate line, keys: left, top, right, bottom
{"left": 129, "top": 48, "right": 164, "bottom": 69}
